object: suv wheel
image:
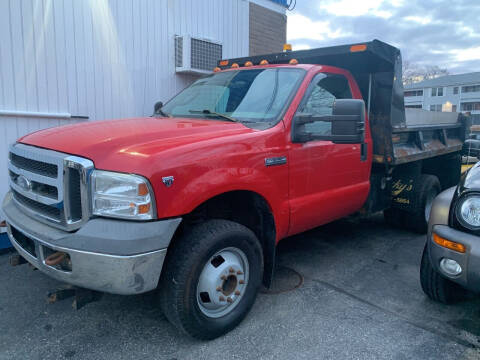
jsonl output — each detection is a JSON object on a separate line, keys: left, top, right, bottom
{"left": 420, "top": 244, "right": 465, "bottom": 304}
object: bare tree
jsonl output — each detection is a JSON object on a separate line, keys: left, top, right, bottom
{"left": 402, "top": 60, "right": 449, "bottom": 85}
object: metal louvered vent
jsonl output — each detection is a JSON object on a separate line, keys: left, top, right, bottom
{"left": 175, "top": 35, "right": 222, "bottom": 75}
{"left": 175, "top": 36, "right": 183, "bottom": 68}
{"left": 191, "top": 38, "right": 222, "bottom": 71}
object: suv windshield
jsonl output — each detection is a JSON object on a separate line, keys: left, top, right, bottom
{"left": 161, "top": 68, "right": 305, "bottom": 127}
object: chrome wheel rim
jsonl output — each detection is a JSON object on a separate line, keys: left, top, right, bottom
{"left": 196, "top": 247, "right": 249, "bottom": 318}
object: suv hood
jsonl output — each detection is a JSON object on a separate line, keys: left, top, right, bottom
{"left": 19, "top": 117, "right": 255, "bottom": 169}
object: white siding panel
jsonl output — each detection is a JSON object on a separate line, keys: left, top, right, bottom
{"left": 0, "top": 0, "right": 250, "bottom": 222}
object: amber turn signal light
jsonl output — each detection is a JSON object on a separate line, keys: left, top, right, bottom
{"left": 433, "top": 233, "right": 466, "bottom": 253}
{"left": 138, "top": 183, "right": 149, "bottom": 196}
{"left": 138, "top": 203, "right": 151, "bottom": 214}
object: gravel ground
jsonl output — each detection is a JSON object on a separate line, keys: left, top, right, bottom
{"left": 1, "top": 214, "right": 480, "bottom": 360}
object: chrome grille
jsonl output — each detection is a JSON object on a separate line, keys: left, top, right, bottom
{"left": 8, "top": 143, "right": 94, "bottom": 231}
{"left": 9, "top": 152, "right": 58, "bottom": 177}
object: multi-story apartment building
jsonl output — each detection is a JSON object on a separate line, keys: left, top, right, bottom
{"left": 404, "top": 72, "right": 480, "bottom": 123}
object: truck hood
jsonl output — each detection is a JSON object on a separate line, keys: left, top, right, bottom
{"left": 19, "top": 117, "right": 255, "bottom": 169}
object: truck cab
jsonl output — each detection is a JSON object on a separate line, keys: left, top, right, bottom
{"left": 2, "top": 40, "right": 468, "bottom": 339}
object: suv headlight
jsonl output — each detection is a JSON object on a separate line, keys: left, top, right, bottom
{"left": 457, "top": 195, "right": 480, "bottom": 230}
{"left": 92, "top": 170, "right": 156, "bottom": 220}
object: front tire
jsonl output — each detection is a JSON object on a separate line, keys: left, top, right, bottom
{"left": 159, "top": 219, "right": 263, "bottom": 340}
{"left": 420, "top": 244, "right": 465, "bottom": 304}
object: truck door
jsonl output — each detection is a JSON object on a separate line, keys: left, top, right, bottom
{"left": 288, "top": 72, "right": 371, "bottom": 235}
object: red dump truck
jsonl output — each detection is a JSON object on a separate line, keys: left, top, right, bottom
{"left": 3, "top": 40, "right": 468, "bottom": 339}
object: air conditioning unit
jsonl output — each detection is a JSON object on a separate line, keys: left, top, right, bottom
{"left": 175, "top": 35, "right": 223, "bottom": 75}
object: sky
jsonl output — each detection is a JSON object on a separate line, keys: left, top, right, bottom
{"left": 286, "top": 0, "right": 480, "bottom": 74}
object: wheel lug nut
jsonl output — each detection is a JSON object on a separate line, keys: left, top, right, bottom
{"left": 237, "top": 271, "right": 243, "bottom": 275}
{"left": 219, "top": 296, "right": 225, "bottom": 302}
{"left": 227, "top": 297, "right": 233, "bottom": 303}
{"left": 229, "top": 267, "right": 235, "bottom": 273}
{"left": 235, "top": 290, "right": 240, "bottom": 296}
{"left": 239, "top": 280, "right": 245, "bottom": 284}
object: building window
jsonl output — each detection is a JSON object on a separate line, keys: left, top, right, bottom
{"left": 462, "top": 85, "right": 480, "bottom": 93}
{"left": 404, "top": 90, "right": 423, "bottom": 97}
{"left": 452, "top": 105, "right": 457, "bottom": 112}
{"left": 431, "top": 87, "right": 443, "bottom": 96}
{"left": 461, "top": 102, "right": 480, "bottom": 111}
{"left": 430, "top": 104, "right": 442, "bottom": 112}
{"left": 405, "top": 105, "right": 422, "bottom": 109}
{"left": 453, "top": 87, "right": 459, "bottom": 95}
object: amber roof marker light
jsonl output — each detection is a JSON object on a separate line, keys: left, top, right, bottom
{"left": 219, "top": 60, "right": 229, "bottom": 66}
{"left": 231, "top": 63, "right": 239, "bottom": 68}
{"left": 259, "top": 59, "right": 269, "bottom": 65}
{"left": 213, "top": 67, "right": 221, "bottom": 72}
{"left": 289, "top": 59, "right": 299, "bottom": 65}
{"left": 244, "top": 61, "right": 253, "bottom": 67}
{"left": 350, "top": 44, "right": 367, "bottom": 52}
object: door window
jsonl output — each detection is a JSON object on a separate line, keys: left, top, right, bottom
{"left": 296, "top": 73, "right": 352, "bottom": 136}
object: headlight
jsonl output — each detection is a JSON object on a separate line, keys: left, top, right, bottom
{"left": 92, "top": 170, "right": 156, "bottom": 220}
{"left": 457, "top": 195, "right": 480, "bottom": 229}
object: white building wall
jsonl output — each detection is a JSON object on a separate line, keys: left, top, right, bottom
{"left": 0, "top": 0, "right": 252, "bottom": 223}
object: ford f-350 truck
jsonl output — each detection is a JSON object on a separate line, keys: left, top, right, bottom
{"left": 2, "top": 40, "right": 469, "bottom": 339}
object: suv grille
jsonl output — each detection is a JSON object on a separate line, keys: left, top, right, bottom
{"left": 8, "top": 144, "right": 93, "bottom": 231}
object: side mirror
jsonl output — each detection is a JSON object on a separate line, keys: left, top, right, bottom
{"left": 331, "top": 99, "right": 365, "bottom": 143}
{"left": 154, "top": 101, "right": 163, "bottom": 114}
{"left": 292, "top": 99, "right": 365, "bottom": 144}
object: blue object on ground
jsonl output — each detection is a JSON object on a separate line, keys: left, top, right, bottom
{"left": 0, "top": 232, "right": 12, "bottom": 250}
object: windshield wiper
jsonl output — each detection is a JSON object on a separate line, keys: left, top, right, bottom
{"left": 188, "top": 109, "right": 237, "bottom": 122}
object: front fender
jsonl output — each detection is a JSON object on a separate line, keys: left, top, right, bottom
{"left": 152, "top": 165, "right": 291, "bottom": 240}
{"left": 428, "top": 186, "right": 455, "bottom": 234}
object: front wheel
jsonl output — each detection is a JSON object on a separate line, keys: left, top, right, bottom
{"left": 159, "top": 219, "right": 263, "bottom": 340}
{"left": 420, "top": 244, "right": 465, "bottom": 304}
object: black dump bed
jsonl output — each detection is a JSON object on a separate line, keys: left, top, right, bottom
{"left": 220, "top": 40, "right": 469, "bottom": 165}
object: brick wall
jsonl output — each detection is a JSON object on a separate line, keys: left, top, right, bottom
{"left": 249, "top": 2, "right": 287, "bottom": 56}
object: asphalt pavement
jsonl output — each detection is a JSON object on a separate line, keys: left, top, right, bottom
{"left": 1, "top": 214, "right": 480, "bottom": 360}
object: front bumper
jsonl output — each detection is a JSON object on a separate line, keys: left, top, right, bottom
{"left": 428, "top": 225, "right": 480, "bottom": 292}
{"left": 2, "top": 192, "right": 181, "bottom": 295}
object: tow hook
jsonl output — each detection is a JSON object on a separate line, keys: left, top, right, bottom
{"left": 45, "top": 251, "right": 67, "bottom": 266}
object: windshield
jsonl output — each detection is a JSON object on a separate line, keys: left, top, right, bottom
{"left": 161, "top": 68, "right": 305, "bottom": 127}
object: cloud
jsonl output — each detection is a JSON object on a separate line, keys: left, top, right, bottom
{"left": 286, "top": 0, "right": 480, "bottom": 74}
{"left": 287, "top": 13, "right": 347, "bottom": 41}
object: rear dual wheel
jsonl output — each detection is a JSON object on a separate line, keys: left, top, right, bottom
{"left": 384, "top": 174, "right": 441, "bottom": 234}
{"left": 159, "top": 219, "right": 263, "bottom": 340}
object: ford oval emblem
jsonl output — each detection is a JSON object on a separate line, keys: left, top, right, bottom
{"left": 16, "top": 175, "right": 32, "bottom": 192}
